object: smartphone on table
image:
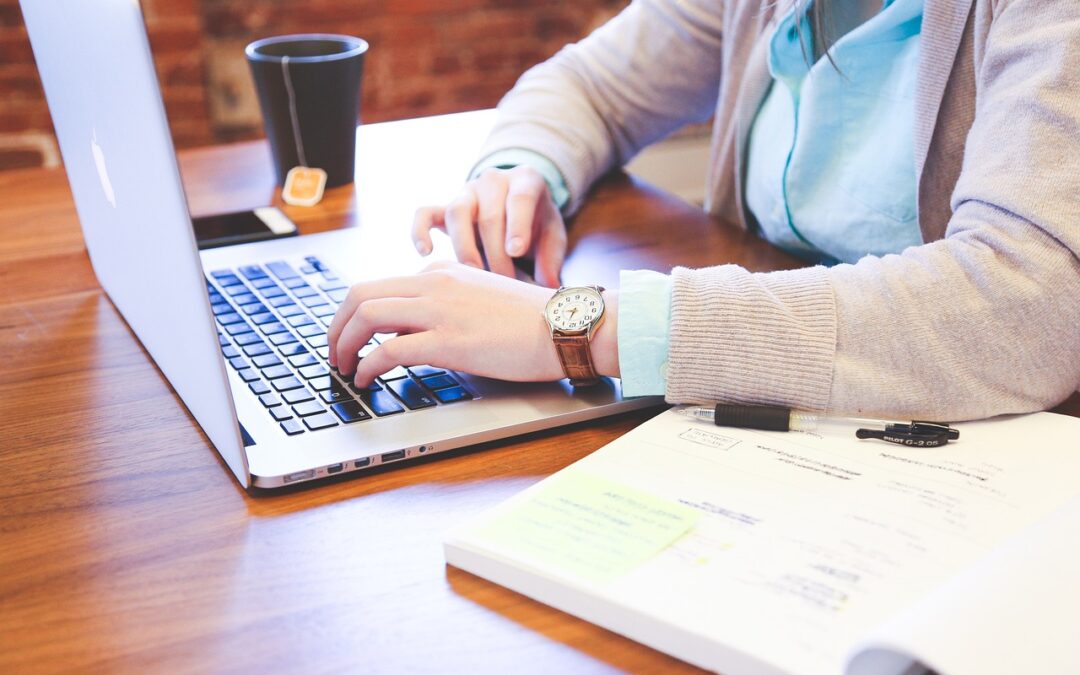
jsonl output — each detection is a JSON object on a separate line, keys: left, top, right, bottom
{"left": 192, "top": 207, "right": 298, "bottom": 249}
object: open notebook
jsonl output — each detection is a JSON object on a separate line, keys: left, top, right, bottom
{"left": 445, "top": 408, "right": 1080, "bottom": 675}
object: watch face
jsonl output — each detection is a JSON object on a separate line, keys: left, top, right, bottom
{"left": 546, "top": 286, "right": 604, "bottom": 331}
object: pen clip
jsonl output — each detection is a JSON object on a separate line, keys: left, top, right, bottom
{"left": 856, "top": 421, "right": 958, "bottom": 448}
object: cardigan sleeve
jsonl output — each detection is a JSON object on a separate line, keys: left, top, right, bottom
{"left": 472, "top": 0, "right": 725, "bottom": 215}
{"left": 666, "top": 0, "right": 1080, "bottom": 419}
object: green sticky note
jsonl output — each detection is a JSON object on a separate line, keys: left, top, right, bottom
{"left": 474, "top": 470, "right": 700, "bottom": 583}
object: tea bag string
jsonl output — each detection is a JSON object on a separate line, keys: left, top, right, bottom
{"left": 280, "top": 55, "right": 308, "bottom": 168}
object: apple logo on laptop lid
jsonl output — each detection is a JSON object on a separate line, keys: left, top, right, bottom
{"left": 91, "top": 128, "right": 116, "bottom": 208}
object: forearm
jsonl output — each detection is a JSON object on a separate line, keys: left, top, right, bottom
{"left": 665, "top": 208, "right": 1080, "bottom": 420}
{"left": 476, "top": 0, "right": 724, "bottom": 216}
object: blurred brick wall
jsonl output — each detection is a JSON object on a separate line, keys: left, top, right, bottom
{"left": 0, "top": 0, "right": 626, "bottom": 171}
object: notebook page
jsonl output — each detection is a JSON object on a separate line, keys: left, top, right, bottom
{"left": 446, "top": 410, "right": 1080, "bottom": 675}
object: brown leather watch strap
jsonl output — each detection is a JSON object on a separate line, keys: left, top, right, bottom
{"left": 552, "top": 333, "right": 600, "bottom": 386}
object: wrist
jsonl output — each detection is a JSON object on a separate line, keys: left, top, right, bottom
{"left": 592, "top": 289, "right": 620, "bottom": 378}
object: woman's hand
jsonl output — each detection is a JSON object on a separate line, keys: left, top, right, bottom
{"left": 327, "top": 262, "right": 619, "bottom": 387}
{"left": 411, "top": 166, "right": 567, "bottom": 288}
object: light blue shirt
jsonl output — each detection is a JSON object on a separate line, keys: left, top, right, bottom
{"left": 745, "top": 0, "right": 924, "bottom": 265}
{"left": 479, "top": 0, "right": 924, "bottom": 397}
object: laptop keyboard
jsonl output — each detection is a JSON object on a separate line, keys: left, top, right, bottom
{"left": 206, "top": 255, "right": 473, "bottom": 436}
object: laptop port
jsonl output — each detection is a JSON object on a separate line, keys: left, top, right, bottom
{"left": 354, "top": 458, "right": 371, "bottom": 468}
{"left": 381, "top": 449, "right": 406, "bottom": 463}
{"left": 326, "top": 463, "right": 343, "bottom": 474}
{"left": 284, "top": 469, "right": 314, "bottom": 484}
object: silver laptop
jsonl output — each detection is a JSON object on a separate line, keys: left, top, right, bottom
{"left": 21, "top": 0, "right": 659, "bottom": 489}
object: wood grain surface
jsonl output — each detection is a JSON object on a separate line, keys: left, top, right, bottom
{"left": 1, "top": 112, "right": 1075, "bottom": 674}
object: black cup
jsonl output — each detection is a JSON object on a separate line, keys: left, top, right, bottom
{"left": 246, "top": 34, "right": 368, "bottom": 188}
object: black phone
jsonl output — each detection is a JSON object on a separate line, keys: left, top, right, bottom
{"left": 192, "top": 207, "right": 299, "bottom": 249}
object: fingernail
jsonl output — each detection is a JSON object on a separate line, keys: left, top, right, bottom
{"left": 506, "top": 236, "right": 524, "bottom": 256}
{"left": 415, "top": 240, "right": 430, "bottom": 255}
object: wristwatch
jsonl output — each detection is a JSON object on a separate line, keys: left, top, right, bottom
{"left": 543, "top": 285, "right": 606, "bottom": 387}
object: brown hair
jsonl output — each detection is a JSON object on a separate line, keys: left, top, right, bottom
{"left": 795, "top": 0, "right": 841, "bottom": 70}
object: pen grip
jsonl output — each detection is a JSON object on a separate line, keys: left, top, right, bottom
{"left": 712, "top": 404, "right": 791, "bottom": 432}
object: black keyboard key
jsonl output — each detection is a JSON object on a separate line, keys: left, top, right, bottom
{"left": 283, "top": 277, "right": 309, "bottom": 290}
{"left": 250, "top": 312, "right": 276, "bottom": 326}
{"left": 300, "top": 295, "right": 329, "bottom": 308}
{"left": 210, "top": 269, "right": 234, "bottom": 279}
{"left": 228, "top": 356, "right": 247, "bottom": 370}
{"left": 386, "top": 378, "right": 437, "bottom": 410}
{"left": 259, "top": 322, "right": 288, "bottom": 336}
{"left": 240, "top": 264, "right": 268, "bottom": 280}
{"left": 408, "top": 365, "right": 444, "bottom": 378}
{"left": 327, "top": 288, "right": 348, "bottom": 303}
{"left": 377, "top": 366, "right": 409, "bottom": 381}
{"left": 289, "top": 353, "right": 319, "bottom": 368}
{"left": 270, "top": 332, "right": 298, "bottom": 347}
{"left": 331, "top": 400, "right": 371, "bottom": 423}
{"left": 222, "top": 345, "right": 240, "bottom": 358}
{"left": 218, "top": 333, "right": 230, "bottom": 347}
{"left": 300, "top": 264, "right": 317, "bottom": 275}
{"left": 243, "top": 342, "right": 272, "bottom": 357}
{"left": 209, "top": 293, "right": 225, "bottom": 306}
{"left": 311, "top": 304, "right": 337, "bottom": 317}
{"left": 260, "top": 286, "right": 287, "bottom": 299}
{"left": 303, "top": 412, "right": 338, "bottom": 430}
{"left": 292, "top": 401, "right": 326, "bottom": 417}
{"left": 292, "top": 285, "right": 318, "bottom": 298}
{"left": 298, "top": 363, "right": 329, "bottom": 379}
{"left": 216, "top": 274, "right": 243, "bottom": 287}
{"left": 249, "top": 380, "right": 272, "bottom": 395}
{"left": 278, "top": 303, "right": 305, "bottom": 317}
{"left": 224, "top": 322, "right": 253, "bottom": 336}
{"left": 240, "top": 302, "right": 267, "bottom": 315}
{"left": 298, "top": 324, "right": 325, "bottom": 338}
{"left": 216, "top": 312, "right": 243, "bottom": 325}
{"left": 278, "top": 343, "right": 308, "bottom": 357}
{"left": 319, "top": 280, "right": 348, "bottom": 292}
{"left": 282, "top": 387, "right": 315, "bottom": 404}
{"left": 421, "top": 373, "right": 458, "bottom": 390}
{"left": 316, "top": 346, "right": 330, "bottom": 359}
{"left": 228, "top": 289, "right": 256, "bottom": 303}
{"left": 272, "top": 376, "right": 304, "bottom": 392}
{"left": 271, "top": 407, "right": 294, "bottom": 422}
{"left": 251, "top": 276, "right": 277, "bottom": 289}
{"left": 434, "top": 386, "right": 471, "bottom": 404}
{"left": 237, "top": 368, "right": 260, "bottom": 383}
{"left": 235, "top": 332, "right": 263, "bottom": 346}
{"left": 211, "top": 302, "right": 232, "bottom": 315}
{"left": 308, "top": 376, "right": 332, "bottom": 391}
{"left": 361, "top": 390, "right": 404, "bottom": 416}
{"left": 268, "top": 295, "right": 294, "bottom": 308}
{"left": 287, "top": 314, "right": 314, "bottom": 328}
{"left": 320, "top": 383, "right": 353, "bottom": 404}
{"left": 262, "top": 365, "right": 293, "bottom": 380}
{"left": 349, "top": 380, "right": 381, "bottom": 394}
{"left": 306, "top": 334, "right": 328, "bottom": 348}
{"left": 280, "top": 419, "right": 304, "bottom": 435}
{"left": 252, "top": 354, "right": 283, "bottom": 368}
{"left": 259, "top": 393, "right": 282, "bottom": 407}
{"left": 266, "top": 261, "right": 300, "bottom": 279}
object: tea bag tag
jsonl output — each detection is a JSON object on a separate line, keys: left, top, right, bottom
{"left": 282, "top": 166, "right": 327, "bottom": 206}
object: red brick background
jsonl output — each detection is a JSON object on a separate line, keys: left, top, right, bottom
{"left": 0, "top": 0, "right": 626, "bottom": 171}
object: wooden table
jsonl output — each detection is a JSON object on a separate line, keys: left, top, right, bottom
{"left": 1, "top": 111, "right": 1075, "bottom": 673}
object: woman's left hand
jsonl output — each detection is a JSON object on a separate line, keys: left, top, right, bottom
{"left": 327, "top": 262, "right": 587, "bottom": 387}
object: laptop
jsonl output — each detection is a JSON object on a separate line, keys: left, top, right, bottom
{"left": 20, "top": 0, "right": 660, "bottom": 489}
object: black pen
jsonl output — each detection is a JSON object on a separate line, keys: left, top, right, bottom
{"left": 677, "top": 404, "right": 959, "bottom": 447}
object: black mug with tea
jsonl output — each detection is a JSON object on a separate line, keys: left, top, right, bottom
{"left": 246, "top": 34, "right": 368, "bottom": 192}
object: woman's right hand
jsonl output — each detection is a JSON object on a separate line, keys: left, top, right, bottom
{"left": 411, "top": 165, "right": 567, "bottom": 288}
